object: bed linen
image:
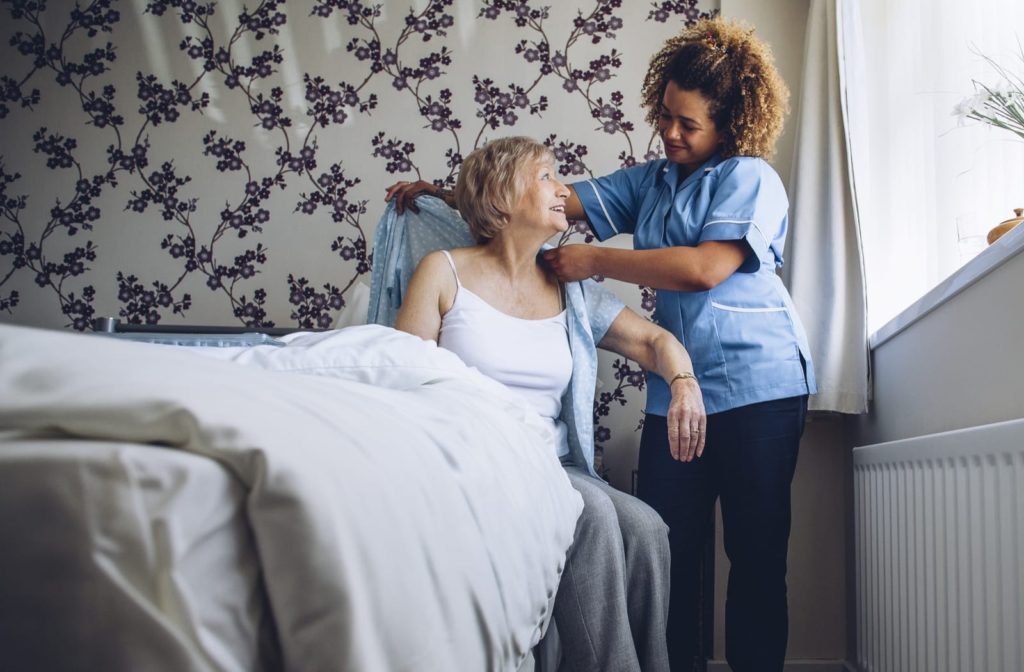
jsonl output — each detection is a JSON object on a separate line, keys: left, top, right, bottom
{"left": 0, "top": 439, "right": 277, "bottom": 671}
{"left": 0, "top": 323, "right": 583, "bottom": 671}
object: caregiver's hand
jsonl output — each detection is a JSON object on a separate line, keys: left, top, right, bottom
{"left": 542, "top": 244, "right": 599, "bottom": 282}
{"left": 384, "top": 180, "right": 443, "bottom": 214}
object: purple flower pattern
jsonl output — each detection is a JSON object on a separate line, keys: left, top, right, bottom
{"left": 0, "top": 0, "right": 714, "bottom": 474}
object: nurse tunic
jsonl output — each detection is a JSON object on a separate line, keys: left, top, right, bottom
{"left": 572, "top": 153, "right": 817, "bottom": 416}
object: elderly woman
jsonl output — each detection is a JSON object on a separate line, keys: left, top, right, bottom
{"left": 389, "top": 136, "right": 705, "bottom": 672}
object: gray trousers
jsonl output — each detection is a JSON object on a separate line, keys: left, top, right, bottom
{"left": 551, "top": 466, "right": 671, "bottom": 672}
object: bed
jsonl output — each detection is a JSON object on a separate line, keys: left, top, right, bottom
{"left": 0, "top": 321, "right": 582, "bottom": 671}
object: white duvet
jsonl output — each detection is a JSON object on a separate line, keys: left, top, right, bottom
{"left": 0, "top": 323, "right": 582, "bottom": 672}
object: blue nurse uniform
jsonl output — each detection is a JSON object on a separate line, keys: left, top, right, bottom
{"left": 573, "top": 153, "right": 816, "bottom": 672}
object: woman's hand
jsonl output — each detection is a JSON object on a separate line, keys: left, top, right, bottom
{"left": 542, "top": 244, "right": 598, "bottom": 282}
{"left": 384, "top": 180, "right": 443, "bottom": 214}
{"left": 666, "top": 374, "right": 706, "bottom": 462}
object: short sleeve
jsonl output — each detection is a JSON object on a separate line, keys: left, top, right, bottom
{"left": 698, "top": 158, "right": 790, "bottom": 271}
{"left": 578, "top": 278, "right": 625, "bottom": 344}
{"left": 571, "top": 162, "right": 662, "bottom": 241}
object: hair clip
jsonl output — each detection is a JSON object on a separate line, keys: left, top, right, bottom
{"left": 703, "top": 31, "right": 727, "bottom": 55}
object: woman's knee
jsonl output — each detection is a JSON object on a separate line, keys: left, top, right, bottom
{"left": 625, "top": 496, "right": 669, "bottom": 538}
{"left": 619, "top": 498, "right": 670, "bottom": 567}
{"left": 576, "top": 490, "right": 619, "bottom": 536}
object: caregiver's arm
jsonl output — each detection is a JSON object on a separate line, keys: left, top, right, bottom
{"left": 544, "top": 240, "right": 747, "bottom": 292}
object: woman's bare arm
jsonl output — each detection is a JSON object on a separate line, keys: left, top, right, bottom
{"left": 394, "top": 251, "right": 452, "bottom": 342}
{"left": 598, "top": 308, "right": 706, "bottom": 461}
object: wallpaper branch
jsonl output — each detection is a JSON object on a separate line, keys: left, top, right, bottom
{"left": 0, "top": 0, "right": 717, "bottom": 475}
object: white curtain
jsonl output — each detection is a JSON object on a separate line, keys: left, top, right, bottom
{"left": 786, "top": 0, "right": 870, "bottom": 414}
{"left": 853, "top": 0, "right": 1024, "bottom": 332}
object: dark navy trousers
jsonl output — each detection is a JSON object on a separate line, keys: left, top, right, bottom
{"left": 637, "top": 395, "right": 807, "bottom": 672}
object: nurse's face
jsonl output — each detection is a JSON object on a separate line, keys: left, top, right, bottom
{"left": 657, "top": 80, "right": 723, "bottom": 176}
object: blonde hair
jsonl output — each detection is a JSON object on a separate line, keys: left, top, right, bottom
{"left": 641, "top": 15, "right": 789, "bottom": 159}
{"left": 455, "top": 136, "right": 554, "bottom": 243}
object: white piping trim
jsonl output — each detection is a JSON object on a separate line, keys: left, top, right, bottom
{"left": 711, "top": 301, "right": 786, "bottom": 313}
{"left": 703, "top": 218, "right": 753, "bottom": 226}
{"left": 582, "top": 180, "right": 619, "bottom": 234}
{"left": 702, "top": 218, "right": 771, "bottom": 251}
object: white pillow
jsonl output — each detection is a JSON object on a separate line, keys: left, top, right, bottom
{"left": 332, "top": 281, "right": 370, "bottom": 329}
{"left": 190, "top": 324, "right": 480, "bottom": 389}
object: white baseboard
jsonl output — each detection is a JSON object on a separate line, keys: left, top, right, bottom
{"left": 707, "top": 660, "right": 855, "bottom": 672}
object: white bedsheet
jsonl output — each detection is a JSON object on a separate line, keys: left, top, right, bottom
{"left": 0, "top": 439, "right": 276, "bottom": 671}
{"left": 0, "top": 323, "right": 583, "bottom": 672}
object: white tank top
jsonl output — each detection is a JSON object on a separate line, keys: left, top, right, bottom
{"left": 437, "top": 251, "right": 572, "bottom": 457}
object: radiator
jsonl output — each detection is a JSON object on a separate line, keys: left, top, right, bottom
{"left": 853, "top": 418, "right": 1024, "bottom": 672}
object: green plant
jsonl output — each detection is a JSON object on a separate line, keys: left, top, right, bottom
{"left": 953, "top": 43, "right": 1024, "bottom": 142}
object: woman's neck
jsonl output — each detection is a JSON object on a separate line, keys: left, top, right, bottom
{"left": 481, "top": 232, "right": 546, "bottom": 281}
{"left": 462, "top": 228, "right": 562, "bottom": 318}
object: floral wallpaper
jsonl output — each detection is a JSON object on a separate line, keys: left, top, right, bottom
{"left": 0, "top": 0, "right": 717, "bottom": 479}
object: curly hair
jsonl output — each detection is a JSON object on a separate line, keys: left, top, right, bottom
{"left": 454, "top": 136, "right": 554, "bottom": 243}
{"left": 641, "top": 15, "right": 789, "bottom": 159}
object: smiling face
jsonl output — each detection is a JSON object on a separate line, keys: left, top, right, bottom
{"left": 511, "top": 159, "right": 570, "bottom": 235}
{"left": 658, "top": 80, "right": 723, "bottom": 176}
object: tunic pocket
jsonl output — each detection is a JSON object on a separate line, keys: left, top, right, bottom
{"left": 710, "top": 301, "right": 805, "bottom": 389}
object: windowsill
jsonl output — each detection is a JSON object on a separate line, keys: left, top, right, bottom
{"left": 869, "top": 222, "right": 1024, "bottom": 350}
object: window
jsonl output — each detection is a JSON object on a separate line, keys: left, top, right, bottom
{"left": 854, "top": 0, "right": 1024, "bottom": 333}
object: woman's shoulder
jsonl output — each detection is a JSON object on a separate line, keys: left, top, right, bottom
{"left": 582, "top": 157, "right": 667, "bottom": 188}
{"left": 712, "top": 155, "right": 782, "bottom": 181}
{"left": 626, "top": 157, "right": 670, "bottom": 182}
{"left": 708, "top": 156, "right": 785, "bottom": 194}
{"left": 412, "top": 250, "right": 451, "bottom": 281}
{"left": 425, "top": 246, "right": 494, "bottom": 281}
{"left": 421, "top": 246, "right": 475, "bottom": 263}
